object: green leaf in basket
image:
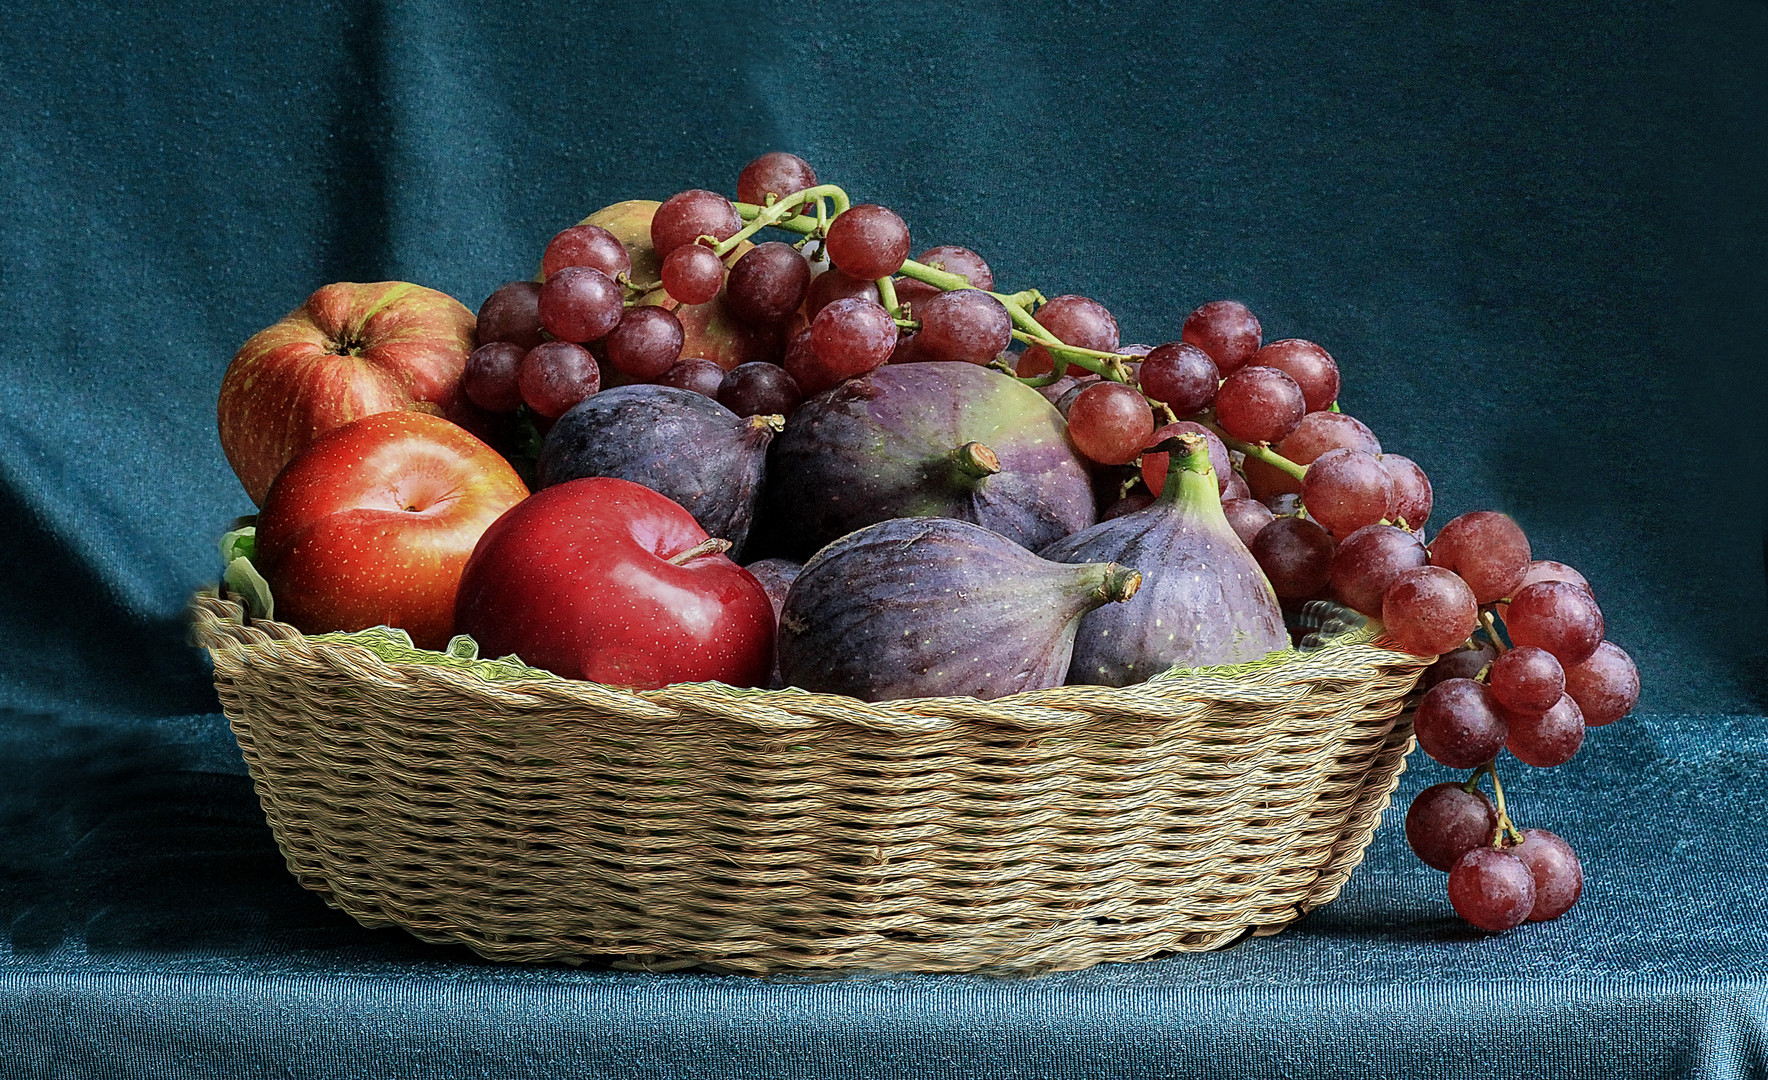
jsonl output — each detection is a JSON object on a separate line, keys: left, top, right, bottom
{"left": 218, "top": 524, "right": 256, "bottom": 565}
{"left": 307, "top": 625, "right": 558, "bottom": 683}
{"left": 222, "top": 555, "right": 274, "bottom": 621}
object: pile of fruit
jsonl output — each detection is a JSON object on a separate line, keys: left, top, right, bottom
{"left": 214, "top": 153, "right": 1640, "bottom": 935}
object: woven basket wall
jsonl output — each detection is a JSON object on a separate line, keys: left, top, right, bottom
{"left": 189, "top": 591, "right": 1429, "bottom": 975}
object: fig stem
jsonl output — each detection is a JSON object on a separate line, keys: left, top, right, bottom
{"left": 947, "top": 441, "right": 1001, "bottom": 482}
{"left": 1097, "top": 564, "right": 1142, "bottom": 604}
{"left": 666, "top": 537, "right": 732, "bottom": 565}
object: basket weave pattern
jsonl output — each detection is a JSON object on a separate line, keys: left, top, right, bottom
{"left": 190, "top": 592, "right": 1427, "bottom": 974}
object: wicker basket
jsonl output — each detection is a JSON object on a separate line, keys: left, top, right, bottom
{"left": 188, "top": 590, "right": 1428, "bottom": 974}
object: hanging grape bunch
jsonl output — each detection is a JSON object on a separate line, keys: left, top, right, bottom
{"left": 461, "top": 152, "right": 1640, "bottom": 933}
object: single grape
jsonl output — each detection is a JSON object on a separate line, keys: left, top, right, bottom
{"left": 825, "top": 203, "right": 911, "bottom": 281}
{"left": 1250, "top": 339, "right": 1339, "bottom": 413}
{"left": 1378, "top": 454, "right": 1434, "bottom": 532}
{"left": 537, "top": 266, "right": 623, "bottom": 343}
{"left": 1018, "top": 295, "right": 1119, "bottom": 377}
{"left": 1448, "top": 846, "right": 1537, "bottom": 932}
{"left": 519, "top": 341, "right": 601, "bottom": 418}
{"left": 1429, "top": 511, "right": 1531, "bottom": 605}
{"left": 915, "top": 289, "right": 1012, "bottom": 364}
{"left": 809, "top": 297, "right": 897, "bottom": 378}
{"left": 718, "top": 362, "right": 802, "bottom": 418}
{"left": 885, "top": 329, "right": 924, "bottom": 365}
{"left": 1244, "top": 411, "right": 1382, "bottom": 500}
{"left": 737, "top": 152, "right": 817, "bottom": 208}
{"left": 1250, "top": 516, "right": 1336, "bottom": 599}
{"left": 1496, "top": 560, "right": 1593, "bottom": 622}
{"left": 725, "top": 241, "right": 812, "bottom": 326}
{"left": 1503, "top": 694, "right": 1586, "bottom": 768}
{"left": 542, "top": 223, "right": 632, "bottom": 281}
{"left": 1415, "top": 678, "right": 1508, "bottom": 768}
{"left": 1215, "top": 366, "right": 1306, "bottom": 444}
{"left": 1512, "top": 829, "right": 1583, "bottom": 921}
{"left": 655, "top": 357, "right": 726, "bottom": 398}
{"left": 476, "top": 280, "right": 546, "bottom": 350}
{"left": 1381, "top": 565, "right": 1479, "bottom": 656}
{"left": 1223, "top": 469, "right": 1252, "bottom": 501}
{"left": 603, "top": 306, "right": 684, "bottom": 380}
{"left": 805, "top": 267, "right": 880, "bottom": 320}
{"left": 1181, "top": 300, "right": 1262, "bottom": 375}
{"left": 1301, "top": 448, "right": 1395, "bottom": 538}
{"left": 915, "top": 245, "right": 994, "bottom": 289}
{"left": 892, "top": 276, "right": 942, "bottom": 312}
{"left": 1423, "top": 640, "right": 1499, "bottom": 689}
{"left": 660, "top": 243, "right": 726, "bottom": 306}
{"left": 1328, "top": 523, "right": 1429, "bottom": 618}
{"left": 1563, "top": 641, "right": 1639, "bottom": 726}
{"left": 1067, "top": 382, "right": 1155, "bottom": 466}
{"left": 1223, "top": 498, "right": 1276, "bottom": 549}
{"left": 463, "top": 341, "right": 527, "bottom": 414}
{"left": 783, "top": 325, "right": 843, "bottom": 396}
{"left": 651, "top": 189, "right": 741, "bottom": 258}
{"left": 1142, "top": 422, "right": 1231, "bottom": 497}
{"left": 1103, "top": 493, "right": 1157, "bottom": 521}
{"left": 1487, "top": 645, "right": 1565, "bottom": 714}
{"left": 1504, "top": 580, "right": 1604, "bottom": 666}
{"left": 1406, "top": 782, "right": 1499, "bottom": 871}
{"left": 1137, "top": 342, "right": 1219, "bottom": 417}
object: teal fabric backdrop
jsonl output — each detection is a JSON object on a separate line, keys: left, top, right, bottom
{"left": 1, "top": 1, "right": 1764, "bottom": 1076}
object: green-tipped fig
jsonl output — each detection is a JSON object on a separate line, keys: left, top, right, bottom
{"left": 758, "top": 363, "right": 1096, "bottom": 559}
{"left": 1041, "top": 432, "right": 1287, "bottom": 685}
{"left": 777, "top": 517, "right": 1140, "bottom": 701}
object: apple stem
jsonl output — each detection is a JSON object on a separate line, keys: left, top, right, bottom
{"left": 666, "top": 537, "right": 733, "bottom": 565}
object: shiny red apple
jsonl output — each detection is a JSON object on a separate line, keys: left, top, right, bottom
{"left": 218, "top": 280, "right": 484, "bottom": 505}
{"left": 254, "top": 411, "right": 529, "bottom": 650}
{"left": 454, "top": 477, "right": 775, "bottom": 688}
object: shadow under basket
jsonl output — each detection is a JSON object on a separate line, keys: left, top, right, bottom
{"left": 188, "top": 591, "right": 1429, "bottom": 975}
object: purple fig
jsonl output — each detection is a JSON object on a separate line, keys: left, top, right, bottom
{"left": 1041, "top": 432, "right": 1287, "bottom": 686}
{"left": 759, "top": 362, "right": 1096, "bottom": 560}
{"left": 744, "top": 557, "right": 801, "bottom": 689}
{"left": 777, "top": 517, "right": 1141, "bottom": 701}
{"left": 537, "top": 384, "right": 782, "bottom": 556}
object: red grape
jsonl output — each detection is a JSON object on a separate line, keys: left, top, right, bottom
{"left": 1406, "top": 782, "right": 1498, "bottom": 871}
{"left": 1423, "top": 641, "right": 1499, "bottom": 689}
{"left": 805, "top": 267, "right": 880, "bottom": 319}
{"left": 476, "top": 280, "right": 546, "bottom": 350}
{"left": 651, "top": 189, "right": 741, "bottom": 258}
{"left": 892, "top": 276, "right": 942, "bottom": 310}
{"left": 1378, "top": 454, "right": 1434, "bottom": 532}
{"left": 1301, "top": 448, "right": 1395, "bottom": 538}
{"left": 1018, "top": 295, "right": 1119, "bottom": 377}
{"left": 519, "top": 341, "right": 600, "bottom": 418}
{"left": 1512, "top": 829, "right": 1583, "bottom": 921}
{"left": 537, "top": 266, "right": 623, "bottom": 343}
{"left": 718, "top": 362, "right": 802, "bottom": 418}
{"left": 1415, "top": 678, "right": 1508, "bottom": 768}
{"left": 1103, "top": 493, "right": 1157, "bottom": 521}
{"left": 1250, "top": 338, "right": 1339, "bottom": 413}
{"left": 1328, "top": 523, "right": 1428, "bottom": 617}
{"left": 1223, "top": 498, "right": 1276, "bottom": 548}
{"left": 463, "top": 341, "right": 526, "bottom": 414}
{"left": 1503, "top": 693, "right": 1585, "bottom": 768}
{"left": 659, "top": 243, "right": 726, "bottom": 306}
{"left": 1429, "top": 511, "right": 1531, "bottom": 605}
{"left": 1181, "top": 300, "right": 1262, "bottom": 375}
{"left": 915, "top": 289, "right": 1012, "bottom": 365}
{"left": 1244, "top": 411, "right": 1382, "bottom": 500}
{"left": 809, "top": 297, "right": 897, "bottom": 378}
{"left": 783, "top": 325, "right": 842, "bottom": 396}
{"left": 915, "top": 245, "right": 994, "bottom": 289}
{"left": 1214, "top": 366, "right": 1306, "bottom": 444}
{"left": 1381, "top": 565, "right": 1479, "bottom": 656}
{"left": 1067, "top": 382, "right": 1155, "bottom": 466}
{"left": 1487, "top": 645, "right": 1565, "bottom": 714}
{"left": 1496, "top": 560, "right": 1594, "bottom": 622}
{"left": 1137, "top": 342, "right": 1219, "bottom": 417}
{"left": 737, "top": 152, "right": 817, "bottom": 208}
{"left": 542, "top": 224, "right": 632, "bottom": 281}
{"left": 1505, "top": 580, "right": 1604, "bottom": 666}
{"left": 603, "top": 306, "right": 684, "bottom": 380}
{"left": 825, "top": 203, "right": 911, "bottom": 281}
{"left": 1448, "top": 846, "right": 1536, "bottom": 932}
{"left": 1223, "top": 469, "right": 1252, "bottom": 501}
{"left": 725, "top": 241, "right": 812, "bottom": 326}
{"left": 1250, "top": 516, "right": 1336, "bottom": 598}
{"left": 1142, "top": 421, "right": 1231, "bottom": 496}
{"left": 1563, "top": 641, "right": 1639, "bottom": 726}
{"left": 655, "top": 357, "right": 726, "bottom": 398}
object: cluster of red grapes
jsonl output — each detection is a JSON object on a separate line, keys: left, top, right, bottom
{"left": 460, "top": 152, "right": 1641, "bottom": 933}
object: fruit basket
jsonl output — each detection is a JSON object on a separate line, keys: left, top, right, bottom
{"left": 189, "top": 590, "right": 1430, "bottom": 975}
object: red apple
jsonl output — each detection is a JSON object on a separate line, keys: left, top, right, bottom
{"left": 218, "top": 280, "right": 483, "bottom": 505}
{"left": 254, "top": 411, "right": 529, "bottom": 650}
{"left": 454, "top": 477, "right": 775, "bottom": 688}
